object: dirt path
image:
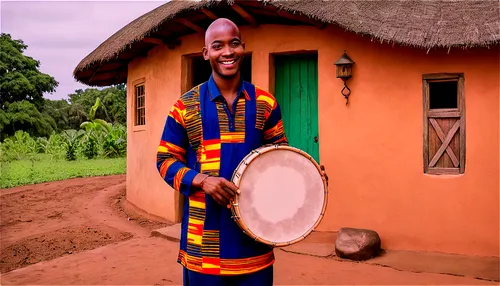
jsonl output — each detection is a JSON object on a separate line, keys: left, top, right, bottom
{"left": 0, "top": 175, "right": 169, "bottom": 274}
{"left": 1, "top": 237, "right": 495, "bottom": 285}
{"left": 0, "top": 176, "right": 497, "bottom": 285}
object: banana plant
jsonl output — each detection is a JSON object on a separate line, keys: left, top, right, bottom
{"left": 1, "top": 130, "right": 37, "bottom": 160}
{"left": 79, "top": 98, "right": 111, "bottom": 159}
{"left": 103, "top": 124, "right": 127, "bottom": 158}
{"left": 80, "top": 98, "right": 111, "bottom": 133}
{"left": 60, "top": 129, "right": 84, "bottom": 161}
{"left": 45, "top": 132, "right": 65, "bottom": 160}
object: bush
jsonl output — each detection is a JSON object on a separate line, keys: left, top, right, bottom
{"left": 103, "top": 124, "right": 127, "bottom": 158}
{"left": 60, "top": 129, "right": 84, "bottom": 161}
{"left": 1, "top": 122, "right": 127, "bottom": 162}
{"left": 0, "top": 130, "right": 37, "bottom": 161}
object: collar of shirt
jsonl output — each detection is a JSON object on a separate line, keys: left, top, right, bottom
{"left": 207, "top": 74, "right": 251, "bottom": 102}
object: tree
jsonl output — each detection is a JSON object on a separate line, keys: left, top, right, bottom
{"left": 102, "top": 84, "right": 126, "bottom": 124}
{"left": 68, "top": 84, "right": 126, "bottom": 125}
{"left": 68, "top": 88, "right": 101, "bottom": 115}
{"left": 66, "top": 103, "right": 88, "bottom": 130}
{"left": 40, "top": 98, "right": 70, "bottom": 131}
{"left": 1, "top": 100, "right": 56, "bottom": 140}
{"left": 0, "top": 33, "right": 58, "bottom": 110}
{"left": 0, "top": 109, "right": 9, "bottom": 133}
{"left": 0, "top": 34, "right": 129, "bottom": 141}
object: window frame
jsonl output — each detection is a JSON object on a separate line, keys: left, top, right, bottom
{"left": 133, "top": 78, "right": 146, "bottom": 131}
{"left": 422, "top": 73, "right": 465, "bottom": 175}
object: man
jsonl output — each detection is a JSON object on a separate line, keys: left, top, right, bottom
{"left": 156, "top": 18, "right": 287, "bottom": 286}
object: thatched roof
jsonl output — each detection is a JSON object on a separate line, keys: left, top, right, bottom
{"left": 74, "top": 0, "right": 500, "bottom": 86}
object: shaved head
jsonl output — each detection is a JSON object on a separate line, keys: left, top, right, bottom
{"left": 205, "top": 18, "right": 241, "bottom": 46}
{"left": 202, "top": 18, "right": 245, "bottom": 80}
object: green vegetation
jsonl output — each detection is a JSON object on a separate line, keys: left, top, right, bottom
{"left": 0, "top": 155, "right": 126, "bottom": 189}
{"left": 0, "top": 33, "right": 127, "bottom": 141}
{"left": 0, "top": 33, "right": 129, "bottom": 188}
{"left": 0, "top": 126, "right": 127, "bottom": 188}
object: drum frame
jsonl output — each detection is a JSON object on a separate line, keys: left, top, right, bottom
{"left": 230, "top": 144, "right": 329, "bottom": 247}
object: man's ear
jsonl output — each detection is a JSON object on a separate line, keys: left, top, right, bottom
{"left": 202, "top": 47, "right": 208, "bottom": 60}
{"left": 241, "top": 42, "right": 245, "bottom": 50}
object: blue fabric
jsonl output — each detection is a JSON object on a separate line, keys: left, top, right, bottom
{"left": 157, "top": 74, "right": 288, "bottom": 275}
{"left": 196, "top": 77, "right": 274, "bottom": 259}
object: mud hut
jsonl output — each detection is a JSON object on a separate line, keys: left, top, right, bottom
{"left": 74, "top": 0, "right": 499, "bottom": 257}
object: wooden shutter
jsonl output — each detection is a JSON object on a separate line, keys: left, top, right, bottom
{"left": 423, "top": 73, "right": 465, "bottom": 175}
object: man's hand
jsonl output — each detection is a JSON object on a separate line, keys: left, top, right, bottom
{"left": 320, "top": 165, "right": 329, "bottom": 186}
{"left": 194, "top": 175, "right": 240, "bottom": 206}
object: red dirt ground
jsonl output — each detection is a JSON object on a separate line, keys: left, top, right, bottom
{"left": 0, "top": 175, "right": 169, "bottom": 273}
{"left": 0, "top": 175, "right": 497, "bottom": 285}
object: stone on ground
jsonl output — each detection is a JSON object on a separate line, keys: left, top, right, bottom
{"left": 335, "top": 227, "right": 381, "bottom": 261}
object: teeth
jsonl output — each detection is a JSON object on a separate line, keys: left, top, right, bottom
{"left": 222, "top": 60, "right": 235, "bottom": 64}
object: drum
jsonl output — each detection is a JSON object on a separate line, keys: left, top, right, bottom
{"left": 230, "top": 144, "right": 328, "bottom": 247}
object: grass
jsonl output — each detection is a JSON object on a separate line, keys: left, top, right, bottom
{"left": 0, "top": 154, "right": 126, "bottom": 189}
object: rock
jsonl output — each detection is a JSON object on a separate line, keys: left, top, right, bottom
{"left": 335, "top": 227, "right": 381, "bottom": 261}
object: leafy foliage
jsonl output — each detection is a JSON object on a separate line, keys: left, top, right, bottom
{"left": 40, "top": 99, "right": 71, "bottom": 131}
{"left": 103, "top": 124, "right": 127, "bottom": 158}
{"left": 68, "top": 84, "right": 126, "bottom": 125}
{"left": 0, "top": 33, "right": 128, "bottom": 179}
{"left": 0, "top": 130, "right": 37, "bottom": 161}
{"left": 0, "top": 154, "right": 126, "bottom": 189}
{"left": 1, "top": 124, "right": 127, "bottom": 163}
{"left": 1, "top": 100, "right": 56, "bottom": 140}
{"left": 79, "top": 98, "right": 111, "bottom": 159}
{"left": 0, "top": 33, "right": 58, "bottom": 109}
{"left": 0, "top": 33, "right": 127, "bottom": 141}
{"left": 60, "top": 129, "right": 85, "bottom": 161}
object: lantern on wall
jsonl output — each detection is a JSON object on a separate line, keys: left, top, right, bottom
{"left": 334, "top": 51, "right": 354, "bottom": 105}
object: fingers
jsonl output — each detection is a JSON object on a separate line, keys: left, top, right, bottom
{"left": 210, "top": 185, "right": 232, "bottom": 206}
{"left": 222, "top": 180, "right": 240, "bottom": 195}
{"left": 211, "top": 190, "right": 229, "bottom": 206}
{"left": 203, "top": 177, "right": 241, "bottom": 207}
{"left": 217, "top": 185, "right": 233, "bottom": 202}
{"left": 221, "top": 185, "right": 237, "bottom": 198}
{"left": 215, "top": 178, "right": 239, "bottom": 198}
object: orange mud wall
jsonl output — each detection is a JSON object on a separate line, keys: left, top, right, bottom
{"left": 126, "top": 24, "right": 499, "bottom": 257}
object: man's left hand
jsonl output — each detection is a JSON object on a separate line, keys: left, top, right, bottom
{"left": 320, "top": 165, "right": 329, "bottom": 186}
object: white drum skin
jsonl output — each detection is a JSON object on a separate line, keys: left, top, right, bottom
{"left": 231, "top": 144, "right": 328, "bottom": 247}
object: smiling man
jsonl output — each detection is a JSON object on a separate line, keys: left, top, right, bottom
{"left": 156, "top": 18, "right": 288, "bottom": 286}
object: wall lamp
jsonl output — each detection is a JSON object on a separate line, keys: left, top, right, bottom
{"left": 334, "top": 51, "right": 354, "bottom": 105}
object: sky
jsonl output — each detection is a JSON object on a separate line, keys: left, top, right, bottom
{"left": 1, "top": 0, "right": 167, "bottom": 100}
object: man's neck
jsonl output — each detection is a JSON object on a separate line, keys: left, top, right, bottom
{"left": 213, "top": 72, "right": 241, "bottom": 103}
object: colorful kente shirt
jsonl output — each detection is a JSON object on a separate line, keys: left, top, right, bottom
{"left": 156, "top": 75, "right": 288, "bottom": 276}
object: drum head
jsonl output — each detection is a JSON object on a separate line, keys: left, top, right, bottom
{"left": 234, "top": 147, "right": 326, "bottom": 245}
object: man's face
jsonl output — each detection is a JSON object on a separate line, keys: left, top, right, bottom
{"left": 203, "top": 22, "right": 245, "bottom": 79}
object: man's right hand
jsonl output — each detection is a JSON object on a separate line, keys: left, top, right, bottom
{"left": 194, "top": 175, "right": 240, "bottom": 206}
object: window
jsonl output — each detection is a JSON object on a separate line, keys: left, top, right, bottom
{"left": 135, "top": 83, "right": 145, "bottom": 126}
{"left": 423, "top": 73, "right": 465, "bottom": 175}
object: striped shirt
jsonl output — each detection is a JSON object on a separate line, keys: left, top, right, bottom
{"left": 156, "top": 75, "right": 288, "bottom": 275}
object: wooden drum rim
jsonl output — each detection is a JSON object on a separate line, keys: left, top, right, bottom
{"left": 230, "top": 144, "right": 329, "bottom": 247}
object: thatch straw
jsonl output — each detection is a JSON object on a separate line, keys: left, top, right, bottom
{"left": 74, "top": 0, "right": 499, "bottom": 76}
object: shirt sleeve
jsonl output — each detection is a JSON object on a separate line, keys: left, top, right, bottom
{"left": 263, "top": 101, "right": 288, "bottom": 145}
{"left": 156, "top": 99, "right": 199, "bottom": 197}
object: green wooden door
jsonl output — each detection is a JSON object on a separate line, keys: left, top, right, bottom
{"left": 274, "top": 54, "right": 320, "bottom": 162}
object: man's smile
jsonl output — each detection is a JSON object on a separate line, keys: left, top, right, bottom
{"left": 219, "top": 58, "right": 238, "bottom": 67}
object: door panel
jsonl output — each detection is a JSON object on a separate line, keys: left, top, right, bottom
{"left": 274, "top": 54, "right": 320, "bottom": 162}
